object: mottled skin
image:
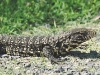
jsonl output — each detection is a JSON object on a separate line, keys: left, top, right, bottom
{"left": 0, "top": 28, "right": 96, "bottom": 63}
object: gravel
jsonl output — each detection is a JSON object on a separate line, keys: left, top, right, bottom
{"left": 0, "top": 51, "right": 100, "bottom": 75}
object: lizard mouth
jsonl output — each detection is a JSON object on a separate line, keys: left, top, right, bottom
{"left": 63, "top": 28, "right": 96, "bottom": 52}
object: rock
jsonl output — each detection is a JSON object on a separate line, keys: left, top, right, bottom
{"left": 1, "top": 54, "right": 9, "bottom": 58}
{"left": 54, "top": 66, "right": 65, "bottom": 73}
{"left": 15, "top": 67, "right": 20, "bottom": 70}
{"left": 81, "top": 68, "right": 88, "bottom": 73}
{"left": 67, "top": 72, "right": 73, "bottom": 75}
{"left": 16, "top": 72, "right": 21, "bottom": 75}
{"left": 11, "top": 56, "right": 20, "bottom": 59}
{"left": 80, "top": 71, "right": 89, "bottom": 75}
{"left": 24, "top": 63, "right": 31, "bottom": 68}
{"left": 26, "top": 70, "right": 31, "bottom": 74}
{"left": 71, "top": 70, "right": 80, "bottom": 75}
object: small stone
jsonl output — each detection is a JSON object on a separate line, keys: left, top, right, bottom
{"left": 80, "top": 68, "right": 89, "bottom": 75}
{"left": 17, "top": 62, "right": 20, "bottom": 65}
{"left": 1, "top": 54, "right": 9, "bottom": 58}
{"left": 32, "top": 71, "right": 39, "bottom": 75}
{"left": 8, "top": 56, "right": 13, "bottom": 60}
{"left": 26, "top": 70, "right": 31, "bottom": 74}
{"left": 71, "top": 70, "right": 80, "bottom": 75}
{"left": 80, "top": 72, "right": 88, "bottom": 75}
{"left": 81, "top": 68, "right": 88, "bottom": 73}
{"left": 54, "top": 66, "right": 65, "bottom": 73}
{"left": 67, "top": 72, "right": 73, "bottom": 75}
{"left": 16, "top": 72, "right": 21, "bottom": 75}
{"left": 88, "top": 72, "right": 95, "bottom": 75}
{"left": 15, "top": 67, "right": 20, "bottom": 70}
{"left": 24, "top": 63, "right": 31, "bottom": 68}
{"left": 12, "top": 56, "right": 20, "bottom": 59}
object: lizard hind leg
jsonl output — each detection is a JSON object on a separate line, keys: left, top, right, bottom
{"left": 43, "top": 45, "right": 64, "bottom": 64}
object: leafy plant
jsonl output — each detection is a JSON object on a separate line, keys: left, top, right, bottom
{"left": 0, "top": 0, "right": 100, "bottom": 34}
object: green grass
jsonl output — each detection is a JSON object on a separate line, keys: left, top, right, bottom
{"left": 0, "top": 1, "right": 100, "bottom": 74}
{"left": 0, "top": 0, "right": 100, "bottom": 34}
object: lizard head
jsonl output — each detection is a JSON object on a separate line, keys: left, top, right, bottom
{"left": 61, "top": 28, "right": 96, "bottom": 52}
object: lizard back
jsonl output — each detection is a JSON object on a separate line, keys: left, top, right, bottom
{"left": 0, "top": 28, "right": 96, "bottom": 58}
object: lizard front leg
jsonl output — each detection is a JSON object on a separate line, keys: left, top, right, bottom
{"left": 43, "top": 45, "right": 64, "bottom": 64}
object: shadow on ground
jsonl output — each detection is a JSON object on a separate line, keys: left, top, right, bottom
{"left": 0, "top": 50, "right": 100, "bottom": 60}
{"left": 63, "top": 50, "right": 100, "bottom": 59}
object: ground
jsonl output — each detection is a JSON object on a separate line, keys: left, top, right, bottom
{"left": 0, "top": 21, "right": 100, "bottom": 75}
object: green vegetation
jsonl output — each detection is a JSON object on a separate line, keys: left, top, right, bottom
{"left": 0, "top": 0, "right": 100, "bottom": 34}
{"left": 0, "top": 1, "right": 100, "bottom": 75}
